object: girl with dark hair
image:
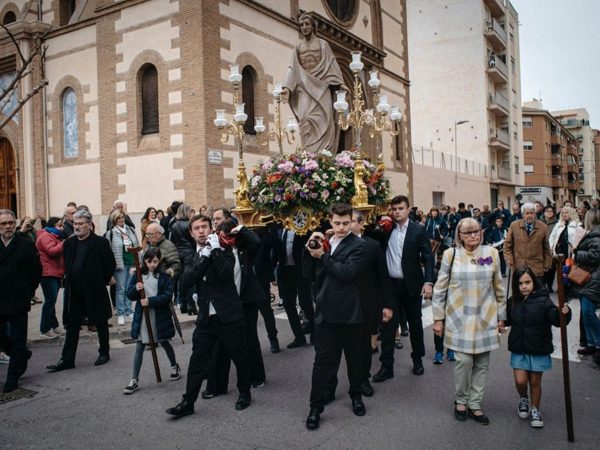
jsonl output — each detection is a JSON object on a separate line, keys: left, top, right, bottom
{"left": 507, "top": 267, "right": 570, "bottom": 428}
{"left": 124, "top": 247, "right": 180, "bottom": 394}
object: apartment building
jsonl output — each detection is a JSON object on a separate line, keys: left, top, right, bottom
{"left": 521, "top": 101, "right": 579, "bottom": 206}
{"left": 407, "top": 0, "right": 523, "bottom": 208}
{"left": 551, "top": 109, "right": 597, "bottom": 202}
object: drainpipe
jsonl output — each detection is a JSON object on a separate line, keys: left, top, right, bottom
{"left": 38, "top": 1, "right": 43, "bottom": 21}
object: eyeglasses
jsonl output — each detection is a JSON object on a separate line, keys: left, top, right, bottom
{"left": 459, "top": 230, "right": 481, "bottom": 237}
{"left": 0, "top": 221, "right": 16, "bottom": 227}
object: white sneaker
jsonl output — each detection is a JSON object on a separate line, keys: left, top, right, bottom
{"left": 530, "top": 407, "right": 544, "bottom": 428}
{"left": 126, "top": 314, "right": 134, "bottom": 323}
{"left": 123, "top": 379, "right": 139, "bottom": 395}
{"left": 518, "top": 397, "right": 529, "bottom": 419}
{"left": 52, "top": 327, "right": 65, "bottom": 336}
{"left": 0, "top": 353, "right": 10, "bottom": 364}
{"left": 40, "top": 331, "right": 58, "bottom": 339}
{"left": 170, "top": 364, "right": 181, "bottom": 381}
{"left": 117, "top": 316, "right": 125, "bottom": 326}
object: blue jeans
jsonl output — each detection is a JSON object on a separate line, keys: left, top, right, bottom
{"left": 40, "top": 277, "right": 61, "bottom": 333}
{"left": 114, "top": 266, "right": 134, "bottom": 317}
{"left": 580, "top": 296, "right": 600, "bottom": 348}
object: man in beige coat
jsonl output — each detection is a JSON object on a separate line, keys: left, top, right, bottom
{"left": 504, "top": 203, "right": 552, "bottom": 277}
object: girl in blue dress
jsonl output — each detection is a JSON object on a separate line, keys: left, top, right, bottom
{"left": 507, "top": 267, "right": 571, "bottom": 428}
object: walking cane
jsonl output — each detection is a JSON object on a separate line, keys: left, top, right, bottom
{"left": 505, "top": 267, "right": 512, "bottom": 300}
{"left": 169, "top": 299, "right": 184, "bottom": 344}
{"left": 127, "top": 247, "right": 162, "bottom": 383}
{"left": 554, "top": 254, "right": 575, "bottom": 442}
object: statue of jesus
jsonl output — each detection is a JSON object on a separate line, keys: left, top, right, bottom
{"left": 282, "top": 13, "right": 347, "bottom": 153}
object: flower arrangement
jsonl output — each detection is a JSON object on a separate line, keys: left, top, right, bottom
{"left": 248, "top": 150, "right": 390, "bottom": 216}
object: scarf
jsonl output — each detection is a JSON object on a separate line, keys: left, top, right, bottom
{"left": 45, "top": 227, "right": 65, "bottom": 239}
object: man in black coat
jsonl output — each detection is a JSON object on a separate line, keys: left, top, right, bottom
{"left": 302, "top": 203, "right": 369, "bottom": 430}
{"left": 371, "top": 195, "right": 435, "bottom": 380}
{"left": 0, "top": 209, "right": 42, "bottom": 392}
{"left": 277, "top": 227, "right": 314, "bottom": 348}
{"left": 47, "top": 210, "right": 116, "bottom": 372}
{"left": 203, "top": 222, "right": 267, "bottom": 396}
{"left": 166, "top": 215, "right": 251, "bottom": 418}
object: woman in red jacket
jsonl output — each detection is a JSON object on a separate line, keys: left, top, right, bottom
{"left": 35, "top": 217, "right": 66, "bottom": 339}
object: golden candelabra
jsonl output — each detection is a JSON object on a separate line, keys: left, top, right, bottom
{"left": 334, "top": 51, "right": 403, "bottom": 212}
{"left": 254, "top": 82, "right": 299, "bottom": 154}
{"left": 214, "top": 64, "right": 255, "bottom": 217}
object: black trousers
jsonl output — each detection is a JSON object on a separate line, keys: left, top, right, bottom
{"left": 278, "top": 265, "right": 314, "bottom": 340}
{"left": 62, "top": 295, "right": 109, "bottom": 364}
{"left": 309, "top": 322, "right": 363, "bottom": 410}
{"left": 0, "top": 313, "right": 28, "bottom": 384}
{"left": 183, "top": 316, "right": 251, "bottom": 403}
{"left": 206, "top": 302, "right": 266, "bottom": 392}
{"left": 258, "top": 281, "right": 278, "bottom": 339}
{"left": 379, "top": 279, "right": 425, "bottom": 369}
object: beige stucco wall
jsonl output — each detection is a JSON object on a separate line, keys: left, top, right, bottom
{"left": 48, "top": 163, "right": 102, "bottom": 215}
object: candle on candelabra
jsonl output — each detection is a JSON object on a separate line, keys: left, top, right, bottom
{"left": 389, "top": 105, "right": 402, "bottom": 121}
{"left": 272, "top": 82, "right": 282, "bottom": 98}
{"left": 229, "top": 64, "right": 242, "bottom": 84}
{"left": 286, "top": 117, "right": 299, "bottom": 133}
{"left": 234, "top": 104, "right": 247, "bottom": 124}
{"left": 349, "top": 51, "right": 364, "bottom": 72}
{"left": 368, "top": 70, "right": 381, "bottom": 88}
{"left": 214, "top": 109, "right": 227, "bottom": 128}
{"left": 334, "top": 90, "right": 349, "bottom": 112}
{"left": 376, "top": 94, "right": 390, "bottom": 114}
{"left": 254, "top": 117, "right": 265, "bottom": 134}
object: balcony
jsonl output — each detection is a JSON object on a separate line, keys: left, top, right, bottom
{"left": 551, "top": 175, "right": 563, "bottom": 188}
{"left": 485, "top": 18, "right": 507, "bottom": 49}
{"left": 489, "top": 128, "right": 510, "bottom": 151}
{"left": 568, "top": 182, "right": 578, "bottom": 191}
{"left": 550, "top": 134, "right": 561, "bottom": 145}
{"left": 497, "top": 165, "right": 511, "bottom": 181}
{"left": 484, "top": 0, "right": 506, "bottom": 17}
{"left": 487, "top": 56, "right": 508, "bottom": 83}
{"left": 488, "top": 91, "right": 510, "bottom": 116}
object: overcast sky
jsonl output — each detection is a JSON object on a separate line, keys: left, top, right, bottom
{"left": 512, "top": 0, "right": 600, "bottom": 127}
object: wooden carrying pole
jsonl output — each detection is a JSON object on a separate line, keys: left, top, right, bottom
{"left": 127, "top": 247, "right": 162, "bottom": 383}
{"left": 554, "top": 254, "right": 574, "bottom": 442}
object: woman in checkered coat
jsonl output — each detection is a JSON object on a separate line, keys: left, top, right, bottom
{"left": 432, "top": 218, "right": 507, "bottom": 425}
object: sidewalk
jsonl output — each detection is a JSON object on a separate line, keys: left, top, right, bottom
{"left": 26, "top": 286, "right": 197, "bottom": 348}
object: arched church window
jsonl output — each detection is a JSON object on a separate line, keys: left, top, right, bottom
{"left": 62, "top": 88, "right": 78, "bottom": 158}
{"left": 59, "top": 0, "right": 77, "bottom": 26}
{"left": 241, "top": 65, "right": 257, "bottom": 135}
{"left": 140, "top": 64, "right": 159, "bottom": 135}
{"left": 324, "top": 0, "right": 358, "bottom": 23}
{"left": 2, "top": 11, "right": 16, "bottom": 25}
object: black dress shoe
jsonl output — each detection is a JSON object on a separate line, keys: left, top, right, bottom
{"left": 235, "top": 393, "right": 251, "bottom": 410}
{"left": 468, "top": 409, "right": 490, "bottom": 425}
{"left": 94, "top": 354, "right": 110, "bottom": 366}
{"left": 306, "top": 408, "right": 321, "bottom": 430}
{"left": 287, "top": 339, "right": 307, "bottom": 349}
{"left": 372, "top": 366, "right": 394, "bottom": 382}
{"left": 46, "top": 359, "right": 75, "bottom": 373}
{"left": 412, "top": 359, "right": 424, "bottom": 376}
{"left": 454, "top": 403, "right": 467, "bottom": 421}
{"left": 351, "top": 397, "right": 366, "bottom": 416}
{"left": 166, "top": 399, "right": 195, "bottom": 418}
{"left": 400, "top": 329, "right": 409, "bottom": 337}
{"left": 201, "top": 389, "right": 217, "bottom": 399}
{"left": 269, "top": 337, "right": 281, "bottom": 354}
{"left": 361, "top": 381, "right": 374, "bottom": 397}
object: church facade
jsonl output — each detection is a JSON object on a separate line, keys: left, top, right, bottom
{"left": 0, "top": 0, "right": 411, "bottom": 221}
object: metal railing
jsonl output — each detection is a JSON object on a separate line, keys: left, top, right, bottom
{"left": 411, "top": 147, "right": 489, "bottom": 178}
{"left": 488, "top": 18, "right": 507, "bottom": 43}
{"left": 488, "top": 56, "right": 508, "bottom": 79}
{"left": 497, "top": 165, "right": 511, "bottom": 180}
{"left": 488, "top": 91, "right": 510, "bottom": 111}
{"left": 490, "top": 128, "right": 510, "bottom": 146}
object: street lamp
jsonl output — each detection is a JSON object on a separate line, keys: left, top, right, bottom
{"left": 454, "top": 120, "right": 469, "bottom": 185}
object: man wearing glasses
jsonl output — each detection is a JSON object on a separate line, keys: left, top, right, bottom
{"left": 47, "top": 209, "right": 116, "bottom": 372}
{"left": 0, "top": 209, "right": 41, "bottom": 392}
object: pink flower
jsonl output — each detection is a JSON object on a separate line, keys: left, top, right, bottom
{"left": 321, "top": 190, "right": 330, "bottom": 200}
{"left": 303, "top": 159, "right": 319, "bottom": 171}
{"left": 261, "top": 159, "right": 274, "bottom": 171}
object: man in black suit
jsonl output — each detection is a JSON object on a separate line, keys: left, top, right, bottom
{"left": 277, "top": 227, "right": 314, "bottom": 348}
{"left": 302, "top": 203, "right": 369, "bottom": 430}
{"left": 0, "top": 209, "right": 41, "bottom": 392}
{"left": 372, "top": 195, "right": 434, "bottom": 380}
{"left": 166, "top": 215, "right": 251, "bottom": 418}
{"left": 47, "top": 209, "right": 116, "bottom": 373}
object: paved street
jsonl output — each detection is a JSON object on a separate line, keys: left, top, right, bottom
{"left": 1, "top": 288, "right": 599, "bottom": 449}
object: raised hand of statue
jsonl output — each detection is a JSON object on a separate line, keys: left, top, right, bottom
{"left": 281, "top": 87, "right": 290, "bottom": 104}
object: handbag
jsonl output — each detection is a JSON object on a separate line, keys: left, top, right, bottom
{"left": 568, "top": 264, "right": 592, "bottom": 286}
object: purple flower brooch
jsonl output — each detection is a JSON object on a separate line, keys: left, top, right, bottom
{"left": 471, "top": 256, "right": 493, "bottom": 266}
